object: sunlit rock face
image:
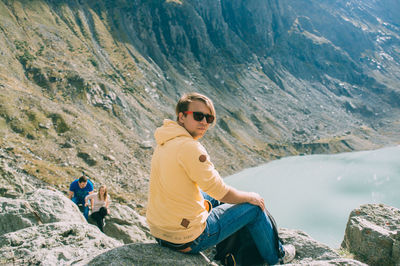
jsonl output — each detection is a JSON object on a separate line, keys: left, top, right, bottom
{"left": 0, "top": 189, "right": 122, "bottom": 265}
{"left": 342, "top": 204, "right": 400, "bottom": 266}
{"left": 0, "top": 0, "right": 400, "bottom": 208}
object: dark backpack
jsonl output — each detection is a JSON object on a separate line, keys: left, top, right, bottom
{"left": 214, "top": 209, "right": 284, "bottom": 266}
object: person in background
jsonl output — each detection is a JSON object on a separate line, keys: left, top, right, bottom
{"left": 85, "top": 184, "right": 111, "bottom": 232}
{"left": 146, "top": 92, "right": 295, "bottom": 265}
{"left": 68, "top": 175, "right": 94, "bottom": 220}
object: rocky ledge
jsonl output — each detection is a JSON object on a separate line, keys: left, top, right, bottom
{"left": 342, "top": 204, "right": 400, "bottom": 265}
{"left": 1, "top": 188, "right": 399, "bottom": 265}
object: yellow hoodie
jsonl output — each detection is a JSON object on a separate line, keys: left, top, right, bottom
{"left": 146, "top": 119, "right": 229, "bottom": 244}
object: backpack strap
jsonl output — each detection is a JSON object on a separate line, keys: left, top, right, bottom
{"left": 265, "top": 208, "right": 285, "bottom": 259}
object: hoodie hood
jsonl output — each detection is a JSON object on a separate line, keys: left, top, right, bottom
{"left": 154, "top": 119, "right": 192, "bottom": 145}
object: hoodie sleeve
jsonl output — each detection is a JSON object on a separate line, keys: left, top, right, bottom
{"left": 177, "top": 140, "right": 230, "bottom": 200}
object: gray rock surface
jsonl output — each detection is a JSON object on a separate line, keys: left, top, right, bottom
{"left": 341, "top": 204, "right": 400, "bottom": 266}
{"left": 0, "top": 222, "right": 122, "bottom": 266}
{"left": 0, "top": 189, "right": 85, "bottom": 236}
{"left": 3, "top": 187, "right": 397, "bottom": 266}
{"left": 280, "top": 228, "right": 339, "bottom": 261}
{"left": 0, "top": 148, "right": 47, "bottom": 199}
{"left": 87, "top": 227, "right": 366, "bottom": 266}
{"left": 102, "top": 203, "right": 155, "bottom": 244}
{"left": 87, "top": 243, "right": 213, "bottom": 266}
{"left": 286, "top": 259, "right": 366, "bottom": 266}
{"left": 0, "top": 197, "right": 40, "bottom": 235}
{"left": 0, "top": 188, "right": 123, "bottom": 265}
{"left": 25, "top": 189, "right": 86, "bottom": 224}
{"left": 279, "top": 228, "right": 366, "bottom": 265}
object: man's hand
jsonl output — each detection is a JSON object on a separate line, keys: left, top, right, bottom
{"left": 247, "top": 192, "right": 265, "bottom": 211}
{"left": 220, "top": 187, "right": 266, "bottom": 210}
{"left": 68, "top": 191, "right": 74, "bottom": 200}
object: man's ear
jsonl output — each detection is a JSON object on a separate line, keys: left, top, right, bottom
{"left": 178, "top": 112, "right": 185, "bottom": 123}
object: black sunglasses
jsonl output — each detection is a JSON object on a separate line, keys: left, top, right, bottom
{"left": 184, "top": 111, "right": 215, "bottom": 124}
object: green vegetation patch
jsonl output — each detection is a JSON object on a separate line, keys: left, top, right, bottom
{"left": 77, "top": 151, "right": 97, "bottom": 166}
{"left": 22, "top": 158, "right": 74, "bottom": 187}
{"left": 48, "top": 113, "right": 70, "bottom": 134}
{"left": 89, "top": 57, "right": 98, "bottom": 67}
{"left": 14, "top": 40, "right": 28, "bottom": 51}
{"left": 0, "top": 100, "right": 48, "bottom": 139}
{"left": 26, "top": 66, "right": 51, "bottom": 90}
{"left": 17, "top": 50, "right": 36, "bottom": 68}
{"left": 66, "top": 73, "right": 86, "bottom": 92}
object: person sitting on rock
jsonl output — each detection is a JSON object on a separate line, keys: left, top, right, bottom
{"left": 68, "top": 175, "right": 94, "bottom": 220}
{"left": 85, "top": 184, "right": 111, "bottom": 232}
{"left": 146, "top": 92, "right": 296, "bottom": 265}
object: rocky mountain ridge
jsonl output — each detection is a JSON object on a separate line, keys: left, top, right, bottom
{"left": 1, "top": 0, "right": 400, "bottom": 208}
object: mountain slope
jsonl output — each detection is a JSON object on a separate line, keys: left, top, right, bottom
{"left": 0, "top": 0, "right": 399, "bottom": 208}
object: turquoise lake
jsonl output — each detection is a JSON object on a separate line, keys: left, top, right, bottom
{"left": 225, "top": 145, "right": 400, "bottom": 248}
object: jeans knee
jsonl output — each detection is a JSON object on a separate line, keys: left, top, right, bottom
{"left": 243, "top": 204, "right": 266, "bottom": 226}
{"left": 244, "top": 203, "right": 263, "bottom": 215}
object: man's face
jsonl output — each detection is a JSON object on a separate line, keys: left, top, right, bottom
{"left": 78, "top": 181, "right": 87, "bottom": 189}
{"left": 178, "top": 100, "right": 212, "bottom": 140}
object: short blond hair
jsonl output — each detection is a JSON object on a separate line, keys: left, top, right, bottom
{"left": 175, "top": 92, "right": 216, "bottom": 125}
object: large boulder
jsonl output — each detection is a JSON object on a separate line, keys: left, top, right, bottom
{"left": 86, "top": 227, "right": 366, "bottom": 266}
{"left": 0, "top": 197, "right": 40, "bottom": 235}
{"left": 101, "top": 203, "right": 155, "bottom": 244}
{"left": 25, "top": 189, "right": 86, "bottom": 224}
{"left": 0, "top": 188, "right": 123, "bottom": 265}
{"left": 0, "top": 148, "right": 45, "bottom": 199}
{"left": 86, "top": 243, "right": 214, "bottom": 266}
{"left": 0, "top": 189, "right": 85, "bottom": 236}
{"left": 341, "top": 204, "right": 400, "bottom": 266}
{"left": 0, "top": 222, "right": 122, "bottom": 265}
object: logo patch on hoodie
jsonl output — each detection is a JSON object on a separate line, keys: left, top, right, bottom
{"left": 199, "top": 154, "right": 207, "bottom": 162}
{"left": 181, "top": 218, "right": 190, "bottom": 228}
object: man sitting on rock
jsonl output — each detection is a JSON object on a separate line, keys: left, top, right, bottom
{"left": 146, "top": 92, "right": 295, "bottom": 265}
{"left": 68, "top": 175, "right": 94, "bottom": 220}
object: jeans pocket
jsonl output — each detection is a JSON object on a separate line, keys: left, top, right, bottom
{"left": 206, "top": 219, "right": 219, "bottom": 238}
{"left": 207, "top": 227, "right": 218, "bottom": 237}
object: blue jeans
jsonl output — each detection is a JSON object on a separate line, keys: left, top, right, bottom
{"left": 72, "top": 197, "right": 89, "bottom": 220}
{"left": 188, "top": 192, "right": 282, "bottom": 265}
